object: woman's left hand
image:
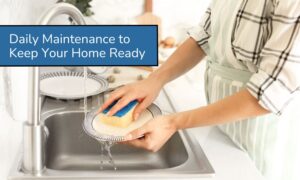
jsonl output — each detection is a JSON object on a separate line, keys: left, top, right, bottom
{"left": 122, "top": 115, "right": 177, "bottom": 152}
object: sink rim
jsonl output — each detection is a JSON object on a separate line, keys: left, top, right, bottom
{"left": 41, "top": 109, "right": 210, "bottom": 168}
{"left": 8, "top": 131, "right": 215, "bottom": 179}
{"left": 9, "top": 131, "right": 215, "bottom": 179}
{"left": 8, "top": 96, "right": 215, "bottom": 179}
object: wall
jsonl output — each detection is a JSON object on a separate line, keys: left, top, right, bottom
{"left": 0, "top": 0, "right": 210, "bottom": 34}
{"left": 90, "top": 0, "right": 209, "bottom": 37}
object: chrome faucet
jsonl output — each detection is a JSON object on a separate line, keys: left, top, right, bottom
{"left": 22, "top": 3, "right": 86, "bottom": 174}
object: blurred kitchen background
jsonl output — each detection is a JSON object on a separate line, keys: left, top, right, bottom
{"left": 0, "top": 0, "right": 210, "bottom": 123}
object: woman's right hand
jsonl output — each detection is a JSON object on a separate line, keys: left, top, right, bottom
{"left": 98, "top": 76, "right": 164, "bottom": 120}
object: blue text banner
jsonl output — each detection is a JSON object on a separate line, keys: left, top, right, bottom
{"left": 0, "top": 25, "right": 158, "bottom": 66}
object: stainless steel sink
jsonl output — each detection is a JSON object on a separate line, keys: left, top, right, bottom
{"left": 8, "top": 90, "right": 214, "bottom": 179}
{"left": 45, "top": 112, "right": 188, "bottom": 171}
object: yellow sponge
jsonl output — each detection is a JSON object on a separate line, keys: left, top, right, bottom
{"left": 100, "top": 100, "right": 138, "bottom": 128}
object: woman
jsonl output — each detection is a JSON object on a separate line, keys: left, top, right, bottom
{"left": 99, "top": 0, "right": 300, "bottom": 179}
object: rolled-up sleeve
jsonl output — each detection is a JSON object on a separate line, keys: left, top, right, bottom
{"left": 187, "top": 6, "right": 211, "bottom": 55}
{"left": 247, "top": 1, "right": 300, "bottom": 115}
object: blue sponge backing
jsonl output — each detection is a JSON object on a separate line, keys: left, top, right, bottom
{"left": 103, "top": 100, "right": 138, "bottom": 117}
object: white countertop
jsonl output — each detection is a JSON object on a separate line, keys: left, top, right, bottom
{"left": 0, "top": 66, "right": 265, "bottom": 180}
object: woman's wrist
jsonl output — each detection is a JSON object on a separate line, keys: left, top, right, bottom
{"left": 148, "top": 69, "right": 171, "bottom": 88}
{"left": 166, "top": 113, "right": 183, "bottom": 131}
{"left": 163, "top": 115, "right": 177, "bottom": 133}
{"left": 167, "top": 108, "right": 204, "bottom": 130}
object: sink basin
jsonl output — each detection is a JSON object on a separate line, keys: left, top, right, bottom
{"left": 8, "top": 90, "right": 214, "bottom": 179}
{"left": 45, "top": 112, "right": 188, "bottom": 171}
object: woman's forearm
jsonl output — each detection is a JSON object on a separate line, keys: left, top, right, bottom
{"left": 172, "top": 89, "right": 270, "bottom": 130}
{"left": 149, "top": 38, "right": 206, "bottom": 86}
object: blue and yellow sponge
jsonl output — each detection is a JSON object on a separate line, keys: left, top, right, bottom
{"left": 100, "top": 100, "right": 138, "bottom": 128}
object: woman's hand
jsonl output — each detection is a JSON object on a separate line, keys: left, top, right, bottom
{"left": 122, "top": 115, "right": 177, "bottom": 152}
{"left": 98, "top": 76, "right": 164, "bottom": 120}
{"left": 98, "top": 38, "right": 206, "bottom": 119}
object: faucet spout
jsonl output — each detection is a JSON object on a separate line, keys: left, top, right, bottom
{"left": 22, "top": 3, "right": 86, "bottom": 175}
{"left": 38, "top": 3, "right": 86, "bottom": 25}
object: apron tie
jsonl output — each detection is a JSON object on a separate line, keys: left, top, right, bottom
{"left": 207, "top": 61, "right": 252, "bottom": 82}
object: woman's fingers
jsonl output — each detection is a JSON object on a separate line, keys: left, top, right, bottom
{"left": 124, "top": 125, "right": 149, "bottom": 140}
{"left": 133, "top": 97, "right": 152, "bottom": 120}
{"left": 107, "top": 95, "right": 135, "bottom": 116}
{"left": 124, "top": 138, "right": 147, "bottom": 149}
{"left": 123, "top": 135, "right": 158, "bottom": 152}
{"left": 98, "top": 89, "right": 125, "bottom": 113}
{"left": 120, "top": 116, "right": 176, "bottom": 153}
